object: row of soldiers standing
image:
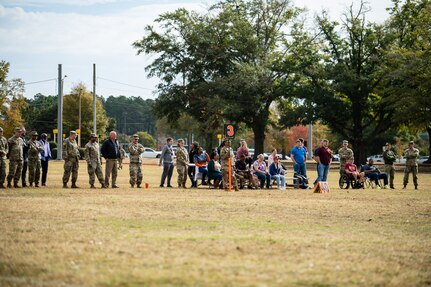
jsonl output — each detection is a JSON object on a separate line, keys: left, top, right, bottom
{"left": 0, "top": 127, "right": 45, "bottom": 188}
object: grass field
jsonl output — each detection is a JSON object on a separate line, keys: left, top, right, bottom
{"left": 0, "top": 161, "right": 430, "bottom": 287}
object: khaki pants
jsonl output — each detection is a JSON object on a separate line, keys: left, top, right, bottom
{"left": 105, "top": 159, "right": 118, "bottom": 187}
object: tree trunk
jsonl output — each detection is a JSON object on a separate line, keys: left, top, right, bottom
{"left": 426, "top": 126, "right": 431, "bottom": 164}
{"left": 252, "top": 121, "right": 266, "bottom": 160}
{"left": 351, "top": 138, "right": 367, "bottom": 165}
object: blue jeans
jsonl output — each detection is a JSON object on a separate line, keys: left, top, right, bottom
{"left": 271, "top": 175, "right": 285, "bottom": 189}
{"left": 256, "top": 173, "right": 271, "bottom": 188}
{"left": 314, "top": 163, "right": 329, "bottom": 185}
{"left": 294, "top": 163, "right": 307, "bottom": 177}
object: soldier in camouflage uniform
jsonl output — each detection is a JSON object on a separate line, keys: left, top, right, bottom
{"left": 7, "top": 127, "right": 24, "bottom": 188}
{"left": 62, "top": 131, "right": 80, "bottom": 188}
{"left": 338, "top": 140, "right": 354, "bottom": 174}
{"left": 0, "top": 127, "right": 8, "bottom": 188}
{"left": 118, "top": 144, "right": 126, "bottom": 170}
{"left": 128, "top": 135, "right": 144, "bottom": 188}
{"left": 403, "top": 141, "right": 419, "bottom": 190}
{"left": 383, "top": 143, "right": 397, "bottom": 189}
{"left": 220, "top": 139, "right": 238, "bottom": 191}
{"left": 28, "top": 131, "right": 43, "bottom": 187}
{"left": 84, "top": 133, "right": 105, "bottom": 189}
{"left": 176, "top": 138, "right": 189, "bottom": 188}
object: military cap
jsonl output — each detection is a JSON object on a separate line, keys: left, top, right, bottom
{"left": 177, "top": 138, "right": 184, "bottom": 143}
{"left": 31, "top": 131, "right": 38, "bottom": 136}
{"left": 0, "top": 127, "right": 3, "bottom": 132}
{"left": 90, "top": 133, "right": 98, "bottom": 138}
{"left": 14, "top": 127, "right": 22, "bottom": 132}
{"left": 409, "top": 141, "right": 414, "bottom": 145}
{"left": 41, "top": 133, "right": 47, "bottom": 138}
{"left": 70, "top": 130, "right": 77, "bottom": 135}
{"left": 343, "top": 140, "right": 348, "bottom": 144}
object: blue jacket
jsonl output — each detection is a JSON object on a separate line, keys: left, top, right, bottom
{"left": 269, "top": 162, "right": 286, "bottom": 176}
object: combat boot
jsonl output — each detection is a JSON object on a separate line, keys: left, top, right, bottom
{"left": 403, "top": 185, "right": 407, "bottom": 189}
{"left": 63, "top": 183, "right": 68, "bottom": 188}
{"left": 35, "top": 183, "right": 39, "bottom": 188}
{"left": 137, "top": 184, "right": 141, "bottom": 188}
{"left": 14, "top": 183, "right": 21, "bottom": 188}
{"left": 29, "top": 183, "right": 33, "bottom": 188}
{"left": 71, "top": 183, "right": 79, "bottom": 189}
{"left": 415, "top": 185, "right": 418, "bottom": 190}
{"left": 131, "top": 184, "right": 135, "bottom": 188}
{"left": 90, "top": 184, "right": 96, "bottom": 189}
{"left": 182, "top": 183, "right": 187, "bottom": 189}
{"left": 7, "top": 181, "right": 12, "bottom": 188}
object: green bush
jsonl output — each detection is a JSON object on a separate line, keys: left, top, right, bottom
{"left": 52, "top": 148, "right": 57, "bottom": 159}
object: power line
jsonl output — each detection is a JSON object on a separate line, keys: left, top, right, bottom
{"left": 24, "top": 78, "right": 57, "bottom": 85}
{"left": 97, "top": 77, "right": 155, "bottom": 91}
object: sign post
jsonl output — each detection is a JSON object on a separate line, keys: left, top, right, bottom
{"left": 224, "top": 124, "right": 236, "bottom": 192}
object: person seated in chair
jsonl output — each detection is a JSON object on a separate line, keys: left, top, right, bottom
{"left": 344, "top": 157, "right": 365, "bottom": 183}
{"left": 194, "top": 147, "right": 209, "bottom": 185}
{"left": 208, "top": 152, "right": 223, "bottom": 189}
{"left": 269, "top": 156, "right": 287, "bottom": 190}
{"left": 235, "top": 154, "right": 255, "bottom": 189}
{"left": 361, "top": 159, "right": 389, "bottom": 189}
{"left": 253, "top": 154, "right": 271, "bottom": 189}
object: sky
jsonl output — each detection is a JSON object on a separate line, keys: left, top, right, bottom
{"left": 0, "top": 0, "right": 393, "bottom": 100}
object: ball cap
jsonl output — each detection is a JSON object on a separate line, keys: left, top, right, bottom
{"left": 132, "top": 134, "right": 139, "bottom": 138}
{"left": 343, "top": 140, "right": 348, "bottom": 144}
{"left": 31, "top": 131, "right": 38, "bottom": 136}
{"left": 90, "top": 133, "right": 98, "bottom": 138}
{"left": 70, "top": 130, "right": 77, "bottom": 135}
{"left": 14, "top": 127, "right": 22, "bottom": 132}
{"left": 409, "top": 141, "right": 414, "bottom": 145}
{"left": 177, "top": 138, "right": 184, "bottom": 143}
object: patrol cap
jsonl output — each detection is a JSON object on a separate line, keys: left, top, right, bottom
{"left": 343, "top": 140, "right": 348, "bottom": 144}
{"left": 409, "top": 141, "right": 414, "bottom": 145}
{"left": 177, "top": 138, "right": 184, "bottom": 143}
{"left": 90, "top": 133, "right": 98, "bottom": 138}
{"left": 14, "top": 127, "right": 22, "bottom": 132}
{"left": 70, "top": 130, "right": 77, "bottom": 135}
{"left": 31, "top": 131, "right": 38, "bottom": 136}
{"left": 132, "top": 134, "right": 139, "bottom": 138}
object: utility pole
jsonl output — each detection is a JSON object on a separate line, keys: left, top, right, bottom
{"left": 57, "top": 64, "right": 63, "bottom": 160}
{"left": 308, "top": 123, "right": 313, "bottom": 160}
{"left": 93, "top": 63, "right": 96, "bottom": 134}
{"left": 78, "top": 88, "right": 82, "bottom": 147}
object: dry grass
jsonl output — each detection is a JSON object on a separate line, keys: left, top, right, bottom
{"left": 0, "top": 160, "right": 430, "bottom": 287}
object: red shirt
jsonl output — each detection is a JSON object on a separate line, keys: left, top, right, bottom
{"left": 315, "top": 147, "right": 332, "bottom": 165}
{"left": 344, "top": 162, "right": 358, "bottom": 173}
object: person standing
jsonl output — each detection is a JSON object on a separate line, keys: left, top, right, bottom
{"left": 338, "top": 140, "right": 354, "bottom": 174}
{"left": 28, "top": 131, "right": 43, "bottom": 187}
{"left": 84, "top": 133, "right": 105, "bottom": 189}
{"left": 0, "top": 127, "right": 8, "bottom": 188}
{"left": 159, "top": 137, "right": 175, "bottom": 188}
{"left": 403, "top": 141, "right": 419, "bottom": 190}
{"left": 62, "top": 131, "right": 80, "bottom": 188}
{"left": 382, "top": 143, "right": 397, "bottom": 189}
{"left": 220, "top": 139, "right": 238, "bottom": 191}
{"left": 101, "top": 131, "right": 121, "bottom": 188}
{"left": 313, "top": 139, "right": 332, "bottom": 185}
{"left": 39, "top": 133, "right": 52, "bottom": 186}
{"left": 176, "top": 138, "right": 189, "bottom": 188}
{"left": 290, "top": 139, "right": 308, "bottom": 177}
{"left": 21, "top": 127, "right": 29, "bottom": 187}
{"left": 7, "top": 127, "right": 24, "bottom": 188}
{"left": 188, "top": 142, "right": 199, "bottom": 188}
{"left": 128, "top": 134, "right": 144, "bottom": 188}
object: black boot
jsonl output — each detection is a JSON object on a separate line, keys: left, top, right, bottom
{"left": 63, "top": 183, "right": 68, "bottom": 188}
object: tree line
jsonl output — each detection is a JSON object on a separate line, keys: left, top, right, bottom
{"left": 133, "top": 0, "right": 430, "bottom": 163}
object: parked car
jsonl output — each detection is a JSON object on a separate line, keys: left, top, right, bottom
{"left": 332, "top": 154, "right": 340, "bottom": 162}
{"left": 367, "top": 154, "right": 384, "bottom": 162}
{"left": 397, "top": 156, "right": 406, "bottom": 164}
{"left": 143, "top": 148, "right": 162, "bottom": 158}
{"left": 418, "top": 156, "right": 429, "bottom": 164}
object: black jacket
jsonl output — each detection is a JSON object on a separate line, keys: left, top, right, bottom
{"left": 101, "top": 139, "right": 120, "bottom": 159}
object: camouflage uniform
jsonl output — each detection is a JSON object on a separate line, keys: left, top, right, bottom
{"left": 338, "top": 147, "right": 354, "bottom": 174}
{"left": 28, "top": 137, "right": 43, "bottom": 186}
{"left": 118, "top": 146, "right": 126, "bottom": 170}
{"left": 383, "top": 147, "right": 397, "bottom": 188}
{"left": 128, "top": 141, "right": 144, "bottom": 187}
{"left": 220, "top": 145, "right": 238, "bottom": 190}
{"left": 176, "top": 145, "right": 189, "bottom": 187}
{"left": 403, "top": 146, "right": 419, "bottom": 188}
{"left": 7, "top": 135, "right": 24, "bottom": 187}
{"left": 84, "top": 141, "right": 104, "bottom": 187}
{"left": 0, "top": 130, "right": 8, "bottom": 187}
{"left": 62, "top": 136, "right": 80, "bottom": 186}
